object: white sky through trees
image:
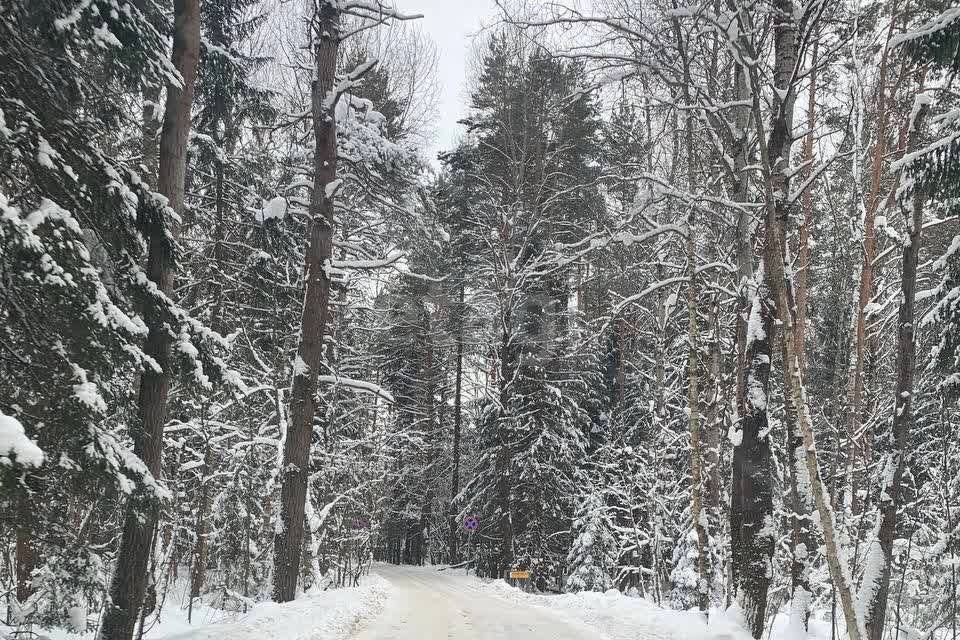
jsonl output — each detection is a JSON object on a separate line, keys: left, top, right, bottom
{"left": 416, "top": 0, "right": 497, "bottom": 161}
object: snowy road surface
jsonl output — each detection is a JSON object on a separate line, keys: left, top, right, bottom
{"left": 352, "top": 564, "right": 601, "bottom": 639}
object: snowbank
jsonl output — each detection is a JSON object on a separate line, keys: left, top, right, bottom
{"left": 479, "top": 579, "right": 744, "bottom": 640}
{"left": 152, "top": 576, "right": 391, "bottom": 640}
{"left": 478, "top": 578, "right": 834, "bottom": 640}
{"left": 1, "top": 575, "right": 389, "bottom": 640}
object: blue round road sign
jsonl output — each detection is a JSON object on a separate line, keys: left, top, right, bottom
{"left": 463, "top": 515, "right": 479, "bottom": 531}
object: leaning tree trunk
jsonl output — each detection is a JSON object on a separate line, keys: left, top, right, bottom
{"left": 862, "top": 96, "right": 929, "bottom": 640}
{"left": 100, "top": 2, "right": 200, "bottom": 638}
{"left": 272, "top": 1, "right": 340, "bottom": 603}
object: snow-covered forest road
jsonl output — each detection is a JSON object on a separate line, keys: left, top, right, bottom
{"left": 352, "top": 565, "right": 603, "bottom": 639}
{"left": 11, "top": 0, "right": 956, "bottom": 635}
{"left": 348, "top": 565, "right": 770, "bottom": 640}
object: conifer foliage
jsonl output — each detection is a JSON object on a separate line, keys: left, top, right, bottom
{"left": 565, "top": 491, "right": 617, "bottom": 593}
{"left": 4, "top": 1, "right": 960, "bottom": 639}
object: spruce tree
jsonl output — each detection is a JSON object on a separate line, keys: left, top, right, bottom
{"left": 565, "top": 490, "right": 617, "bottom": 593}
{"left": 456, "top": 31, "right": 604, "bottom": 586}
{"left": 900, "top": 9, "right": 960, "bottom": 387}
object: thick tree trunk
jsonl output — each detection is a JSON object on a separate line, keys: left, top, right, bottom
{"left": 496, "top": 297, "right": 516, "bottom": 576}
{"left": 724, "top": 12, "right": 775, "bottom": 634}
{"left": 726, "top": 58, "right": 754, "bottom": 609}
{"left": 273, "top": 1, "right": 340, "bottom": 603}
{"left": 795, "top": 41, "right": 817, "bottom": 360}
{"left": 418, "top": 487, "right": 433, "bottom": 566}
{"left": 420, "top": 311, "right": 437, "bottom": 566}
{"left": 496, "top": 382, "right": 514, "bottom": 575}
{"left": 862, "top": 97, "right": 929, "bottom": 640}
{"left": 731, "top": 47, "right": 755, "bottom": 425}
{"left": 728, "top": 61, "right": 756, "bottom": 612}
{"left": 730, "top": 283, "right": 774, "bottom": 637}
{"left": 100, "top": 3, "right": 200, "bottom": 638}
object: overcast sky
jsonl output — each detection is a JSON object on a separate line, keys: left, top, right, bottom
{"left": 415, "top": 0, "right": 499, "bottom": 162}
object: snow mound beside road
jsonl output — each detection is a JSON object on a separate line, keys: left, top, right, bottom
{"left": 154, "top": 576, "right": 391, "bottom": 640}
{"left": 480, "top": 578, "right": 833, "bottom": 640}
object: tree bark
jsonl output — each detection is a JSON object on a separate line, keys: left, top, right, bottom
{"left": 786, "top": 36, "right": 818, "bottom": 630}
{"left": 726, "top": 9, "right": 775, "bottom": 633}
{"left": 496, "top": 318, "right": 515, "bottom": 577}
{"left": 731, "top": 281, "right": 774, "bottom": 637}
{"left": 449, "top": 282, "right": 465, "bottom": 562}
{"left": 687, "top": 208, "right": 710, "bottom": 614}
{"left": 669, "top": 10, "right": 710, "bottom": 612}
{"left": 15, "top": 493, "right": 36, "bottom": 605}
{"left": 100, "top": 2, "right": 200, "bottom": 638}
{"left": 844, "top": 7, "right": 899, "bottom": 515}
{"left": 749, "top": 1, "right": 863, "bottom": 637}
{"left": 189, "top": 443, "right": 213, "bottom": 600}
{"left": 705, "top": 304, "right": 722, "bottom": 513}
{"left": 729, "top": 24, "right": 755, "bottom": 424}
{"left": 862, "top": 96, "right": 929, "bottom": 640}
{"left": 273, "top": 1, "right": 340, "bottom": 602}
{"left": 141, "top": 84, "right": 161, "bottom": 187}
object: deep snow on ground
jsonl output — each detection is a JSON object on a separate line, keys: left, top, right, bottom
{"left": 152, "top": 574, "right": 390, "bottom": 640}
{"left": 3, "top": 565, "right": 837, "bottom": 640}
{"left": 1, "top": 574, "right": 390, "bottom": 640}
{"left": 473, "top": 573, "right": 834, "bottom": 640}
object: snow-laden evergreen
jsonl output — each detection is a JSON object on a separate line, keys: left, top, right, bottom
{"left": 565, "top": 491, "right": 617, "bottom": 593}
{"left": 4, "top": 0, "right": 960, "bottom": 638}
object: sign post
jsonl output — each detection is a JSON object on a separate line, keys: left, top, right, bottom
{"left": 463, "top": 516, "right": 478, "bottom": 575}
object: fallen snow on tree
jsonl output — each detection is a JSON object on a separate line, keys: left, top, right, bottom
{"left": 0, "top": 411, "right": 43, "bottom": 467}
{"left": 257, "top": 196, "right": 287, "bottom": 223}
{"left": 317, "top": 374, "right": 394, "bottom": 403}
